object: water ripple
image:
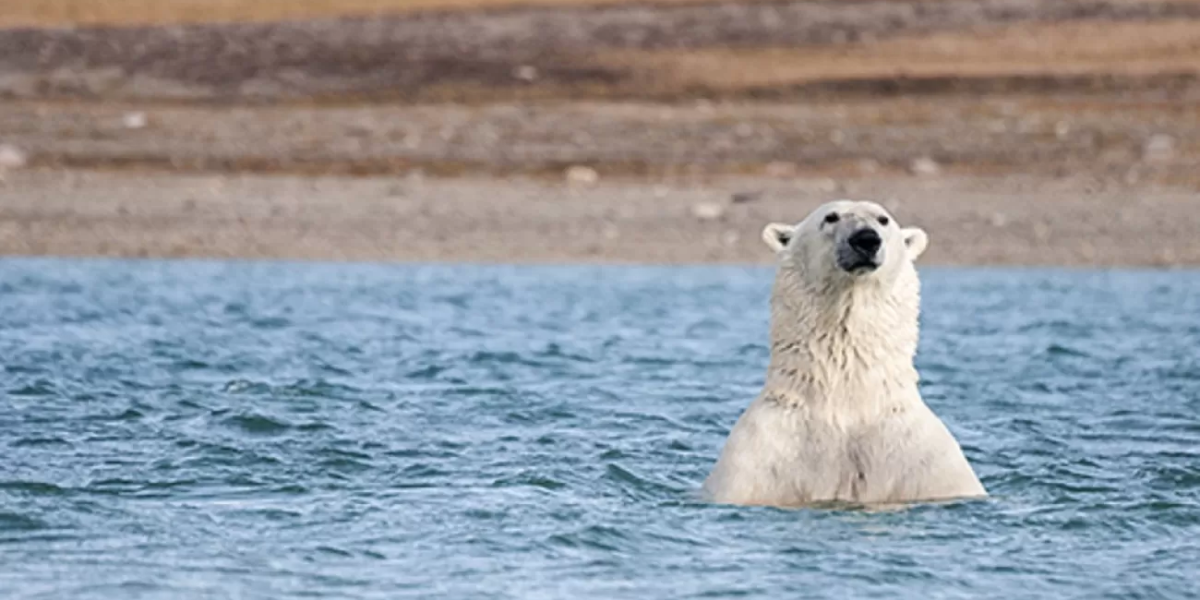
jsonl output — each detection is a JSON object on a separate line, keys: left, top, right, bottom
{"left": 0, "top": 261, "right": 1198, "bottom": 599}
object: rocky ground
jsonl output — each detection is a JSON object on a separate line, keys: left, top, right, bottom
{"left": 1, "top": 0, "right": 1198, "bottom": 265}
{"left": 3, "top": 169, "right": 1198, "bottom": 266}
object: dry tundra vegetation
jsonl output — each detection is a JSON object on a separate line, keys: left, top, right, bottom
{"left": 1, "top": 0, "right": 1199, "bottom": 264}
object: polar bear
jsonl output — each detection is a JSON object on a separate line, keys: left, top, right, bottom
{"left": 703, "top": 200, "right": 986, "bottom": 507}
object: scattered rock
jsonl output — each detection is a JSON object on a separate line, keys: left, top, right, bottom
{"left": 1032, "top": 221, "right": 1050, "bottom": 242}
{"left": 857, "top": 159, "right": 880, "bottom": 175}
{"left": 909, "top": 156, "right": 941, "bottom": 176}
{"left": 764, "top": 161, "right": 797, "bottom": 178}
{"left": 513, "top": 65, "right": 539, "bottom": 82}
{"left": 570, "top": 131, "right": 593, "bottom": 146}
{"left": 565, "top": 165, "right": 599, "bottom": 186}
{"left": 1157, "top": 248, "right": 1178, "bottom": 266}
{"left": 1143, "top": 134, "right": 1175, "bottom": 163}
{"left": 122, "top": 112, "right": 148, "bottom": 129}
{"left": 721, "top": 230, "right": 740, "bottom": 246}
{"left": 730, "top": 191, "right": 762, "bottom": 204}
{"left": 1054, "top": 121, "right": 1070, "bottom": 139}
{"left": 691, "top": 202, "right": 726, "bottom": 221}
{"left": 0, "top": 144, "right": 28, "bottom": 170}
{"left": 989, "top": 212, "right": 1008, "bottom": 228}
{"left": 1079, "top": 241, "right": 1096, "bottom": 260}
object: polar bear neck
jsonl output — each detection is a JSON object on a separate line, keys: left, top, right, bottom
{"left": 763, "top": 265, "right": 922, "bottom": 413}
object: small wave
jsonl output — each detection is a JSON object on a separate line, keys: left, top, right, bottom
{"left": 1017, "top": 319, "right": 1094, "bottom": 336}
{"left": 462, "top": 508, "right": 508, "bottom": 520}
{"left": 4, "top": 364, "right": 44, "bottom": 375}
{"left": 84, "top": 478, "right": 198, "bottom": 497}
{"left": 384, "top": 447, "right": 460, "bottom": 460}
{"left": 9, "top": 437, "right": 72, "bottom": 448}
{"left": 405, "top": 365, "right": 447, "bottom": 380}
{"left": 1135, "top": 465, "right": 1200, "bottom": 491}
{"left": 88, "top": 408, "right": 145, "bottom": 422}
{"left": 667, "top": 440, "right": 693, "bottom": 451}
{"left": 316, "top": 448, "right": 374, "bottom": 473}
{"left": 220, "top": 378, "right": 361, "bottom": 399}
{"left": 546, "top": 525, "right": 629, "bottom": 553}
{"left": 315, "top": 361, "right": 353, "bottom": 377}
{"left": 171, "top": 359, "right": 212, "bottom": 371}
{"left": 466, "top": 350, "right": 553, "bottom": 368}
{"left": 535, "top": 343, "right": 595, "bottom": 363}
{"left": 315, "top": 545, "right": 354, "bottom": 557}
{"left": 222, "top": 413, "right": 293, "bottom": 435}
{"left": 0, "top": 511, "right": 48, "bottom": 532}
{"left": 1045, "top": 343, "right": 1091, "bottom": 358}
{"left": 278, "top": 379, "right": 362, "bottom": 398}
{"left": 621, "top": 355, "right": 675, "bottom": 366}
{"left": 221, "top": 379, "right": 271, "bottom": 394}
{"left": 7, "top": 381, "right": 57, "bottom": 397}
{"left": 0, "top": 481, "right": 68, "bottom": 497}
{"left": 446, "top": 385, "right": 511, "bottom": 399}
{"left": 492, "top": 471, "right": 566, "bottom": 491}
{"left": 271, "top": 484, "right": 309, "bottom": 495}
{"left": 603, "top": 463, "right": 683, "bottom": 499}
{"left": 392, "top": 463, "right": 453, "bottom": 488}
{"left": 297, "top": 421, "right": 336, "bottom": 433}
{"left": 249, "top": 316, "right": 291, "bottom": 329}
{"left": 503, "top": 406, "right": 578, "bottom": 425}
{"left": 685, "top": 318, "right": 730, "bottom": 338}
{"left": 231, "top": 508, "right": 303, "bottom": 521}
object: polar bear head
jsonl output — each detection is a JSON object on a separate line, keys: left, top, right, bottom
{"left": 761, "top": 200, "right": 927, "bottom": 284}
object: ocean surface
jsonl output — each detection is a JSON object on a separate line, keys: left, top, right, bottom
{"left": 1, "top": 258, "right": 1198, "bottom": 599}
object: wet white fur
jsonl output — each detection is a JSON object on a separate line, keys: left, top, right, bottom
{"left": 703, "top": 200, "right": 985, "bottom": 507}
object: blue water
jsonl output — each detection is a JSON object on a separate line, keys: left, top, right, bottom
{"left": 2, "top": 259, "right": 1198, "bottom": 599}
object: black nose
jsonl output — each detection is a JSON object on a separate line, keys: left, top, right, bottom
{"left": 848, "top": 229, "right": 882, "bottom": 255}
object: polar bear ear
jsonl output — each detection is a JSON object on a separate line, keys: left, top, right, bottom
{"left": 762, "top": 223, "right": 795, "bottom": 253}
{"left": 902, "top": 227, "right": 929, "bottom": 260}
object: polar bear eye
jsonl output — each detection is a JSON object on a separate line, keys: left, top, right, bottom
{"left": 823, "top": 213, "right": 840, "bottom": 225}
{"left": 877, "top": 215, "right": 890, "bottom": 226}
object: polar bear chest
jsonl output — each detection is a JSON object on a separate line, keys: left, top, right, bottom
{"left": 704, "top": 397, "right": 927, "bottom": 505}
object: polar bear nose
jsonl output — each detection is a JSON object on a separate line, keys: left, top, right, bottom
{"left": 848, "top": 228, "right": 882, "bottom": 255}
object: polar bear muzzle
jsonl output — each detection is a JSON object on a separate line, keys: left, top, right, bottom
{"left": 837, "top": 227, "right": 884, "bottom": 273}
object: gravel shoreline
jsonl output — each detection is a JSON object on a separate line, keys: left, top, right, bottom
{"left": 3, "top": 169, "right": 1198, "bottom": 266}
{"left": 2, "top": 0, "right": 1198, "bottom": 265}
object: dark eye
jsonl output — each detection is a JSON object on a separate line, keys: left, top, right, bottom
{"left": 877, "top": 215, "right": 890, "bottom": 226}
{"left": 823, "top": 213, "right": 840, "bottom": 225}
